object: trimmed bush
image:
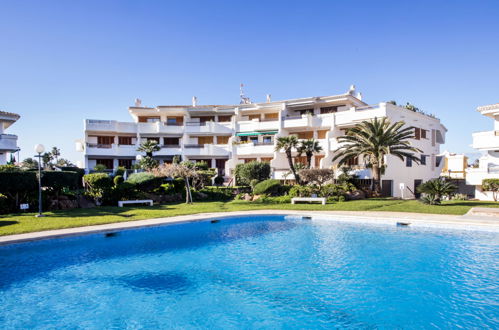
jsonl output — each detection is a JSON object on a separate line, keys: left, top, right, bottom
{"left": 214, "top": 175, "right": 225, "bottom": 186}
{"left": 235, "top": 161, "right": 271, "bottom": 185}
{"left": 41, "top": 171, "right": 79, "bottom": 193}
{"left": 126, "top": 172, "right": 163, "bottom": 192}
{"left": 253, "top": 179, "right": 282, "bottom": 196}
{"left": 83, "top": 173, "right": 113, "bottom": 200}
{"left": 288, "top": 185, "right": 315, "bottom": 198}
{"left": 113, "top": 175, "right": 124, "bottom": 186}
{"left": 57, "top": 166, "right": 85, "bottom": 187}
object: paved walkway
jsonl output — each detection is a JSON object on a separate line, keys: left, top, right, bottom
{"left": 0, "top": 210, "right": 497, "bottom": 245}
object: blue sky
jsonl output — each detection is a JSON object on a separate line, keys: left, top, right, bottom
{"left": 1, "top": 0, "right": 498, "bottom": 164}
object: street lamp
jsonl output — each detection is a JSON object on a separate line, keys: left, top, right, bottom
{"left": 34, "top": 144, "right": 45, "bottom": 217}
{"left": 135, "top": 154, "right": 143, "bottom": 173}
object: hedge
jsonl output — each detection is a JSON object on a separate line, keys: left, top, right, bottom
{"left": 126, "top": 172, "right": 163, "bottom": 192}
{"left": 235, "top": 161, "right": 270, "bottom": 186}
{"left": 41, "top": 171, "right": 79, "bottom": 192}
{"left": 253, "top": 179, "right": 282, "bottom": 196}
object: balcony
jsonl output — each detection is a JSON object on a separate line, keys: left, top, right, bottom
{"left": 334, "top": 105, "right": 385, "bottom": 126}
{"left": 85, "top": 120, "right": 137, "bottom": 133}
{"left": 472, "top": 131, "right": 499, "bottom": 150}
{"left": 183, "top": 144, "right": 231, "bottom": 157}
{"left": 184, "top": 121, "right": 233, "bottom": 134}
{"left": 238, "top": 119, "right": 279, "bottom": 132}
{"left": 283, "top": 115, "right": 311, "bottom": 128}
{"left": 0, "top": 134, "right": 18, "bottom": 151}
{"left": 85, "top": 144, "right": 137, "bottom": 156}
{"left": 156, "top": 144, "right": 182, "bottom": 155}
{"left": 236, "top": 142, "right": 275, "bottom": 156}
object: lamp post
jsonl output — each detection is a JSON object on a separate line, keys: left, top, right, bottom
{"left": 34, "top": 144, "right": 45, "bottom": 217}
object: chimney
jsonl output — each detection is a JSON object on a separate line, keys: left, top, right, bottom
{"left": 266, "top": 94, "right": 272, "bottom": 103}
{"left": 134, "top": 98, "right": 142, "bottom": 107}
{"left": 192, "top": 96, "right": 198, "bottom": 107}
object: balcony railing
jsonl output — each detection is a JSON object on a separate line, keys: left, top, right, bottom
{"left": 0, "top": 134, "right": 18, "bottom": 151}
{"left": 184, "top": 144, "right": 204, "bottom": 148}
{"left": 161, "top": 144, "right": 181, "bottom": 148}
{"left": 87, "top": 143, "right": 112, "bottom": 149}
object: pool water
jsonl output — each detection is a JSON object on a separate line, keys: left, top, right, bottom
{"left": 0, "top": 215, "right": 498, "bottom": 328}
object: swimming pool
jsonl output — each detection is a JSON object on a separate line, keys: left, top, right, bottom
{"left": 0, "top": 215, "right": 497, "bottom": 328}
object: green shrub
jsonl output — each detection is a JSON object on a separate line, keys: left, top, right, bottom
{"left": 288, "top": 185, "right": 315, "bottom": 197}
{"left": 417, "top": 178, "right": 457, "bottom": 203}
{"left": 115, "top": 166, "right": 126, "bottom": 177}
{"left": 194, "top": 161, "right": 209, "bottom": 170}
{"left": 338, "top": 195, "right": 346, "bottom": 202}
{"left": 451, "top": 193, "right": 468, "bottom": 201}
{"left": 126, "top": 172, "right": 163, "bottom": 192}
{"left": 195, "top": 187, "right": 234, "bottom": 201}
{"left": 41, "top": 171, "right": 79, "bottom": 193}
{"left": 93, "top": 164, "right": 107, "bottom": 172}
{"left": 0, "top": 193, "right": 9, "bottom": 214}
{"left": 214, "top": 175, "right": 225, "bottom": 186}
{"left": 113, "top": 175, "right": 124, "bottom": 186}
{"left": 110, "top": 182, "right": 138, "bottom": 202}
{"left": 235, "top": 161, "right": 271, "bottom": 185}
{"left": 253, "top": 179, "right": 282, "bottom": 196}
{"left": 482, "top": 178, "right": 499, "bottom": 201}
{"left": 83, "top": 173, "right": 113, "bottom": 200}
{"left": 420, "top": 194, "right": 439, "bottom": 205}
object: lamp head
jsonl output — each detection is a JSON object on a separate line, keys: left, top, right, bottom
{"left": 34, "top": 144, "right": 45, "bottom": 154}
{"left": 135, "top": 154, "right": 143, "bottom": 161}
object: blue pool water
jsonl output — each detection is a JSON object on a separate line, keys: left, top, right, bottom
{"left": 0, "top": 215, "right": 498, "bottom": 328}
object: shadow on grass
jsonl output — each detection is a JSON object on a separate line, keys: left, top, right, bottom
{"left": 0, "top": 220, "right": 18, "bottom": 227}
{"left": 45, "top": 205, "right": 169, "bottom": 219}
{"left": 441, "top": 201, "right": 499, "bottom": 207}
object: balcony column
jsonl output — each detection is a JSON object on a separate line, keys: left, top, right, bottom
{"left": 211, "top": 158, "right": 216, "bottom": 169}
{"left": 113, "top": 158, "right": 119, "bottom": 170}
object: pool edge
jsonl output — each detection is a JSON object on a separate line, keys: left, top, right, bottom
{"left": 0, "top": 210, "right": 497, "bottom": 245}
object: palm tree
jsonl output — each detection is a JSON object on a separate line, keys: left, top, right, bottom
{"left": 51, "top": 147, "right": 61, "bottom": 164}
{"left": 332, "top": 117, "right": 421, "bottom": 194}
{"left": 417, "top": 178, "right": 457, "bottom": 204}
{"left": 137, "top": 140, "right": 160, "bottom": 157}
{"left": 275, "top": 136, "right": 301, "bottom": 184}
{"left": 297, "top": 139, "right": 323, "bottom": 168}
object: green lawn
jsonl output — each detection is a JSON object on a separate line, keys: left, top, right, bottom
{"left": 0, "top": 199, "right": 497, "bottom": 236}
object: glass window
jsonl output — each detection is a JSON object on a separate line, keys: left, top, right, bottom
{"left": 420, "top": 155, "right": 427, "bottom": 165}
{"left": 406, "top": 157, "right": 413, "bottom": 167}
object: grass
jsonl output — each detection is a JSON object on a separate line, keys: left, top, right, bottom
{"left": 0, "top": 199, "right": 497, "bottom": 236}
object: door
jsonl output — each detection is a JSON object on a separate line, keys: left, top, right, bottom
{"left": 414, "top": 179, "right": 422, "bottom": 199}
{"left": 381, "top": 180, "right": 393, "bottom": 197}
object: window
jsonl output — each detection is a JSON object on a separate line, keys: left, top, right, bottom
{"left": 243, "top": 158, "right": 257, "bottom": 163}
{"left": 262, "top": 136, "right": 273, "bottom": 144}
{"left": 296, "top": 131, "right": 313, "bottom": 139}
{"left": 297, "top": 109, "right": 314, "bottom": 116}
{"left": 406, "top": 157, "right": 413, "bottom": 167}
{"left": 138, "top": 116, "right": 160, "bottom": 123}
{"left": 118, "top": 136, "right": 133, "bottom": 145}
{"left": 263, "top": 113, "right": 278, "bottom": 121}
{"left": 248, "top": 114, "right": 260, "bottom": 121}
{"left": 249, "top": 136, "right": 258, "bottom": 144}
{"left": 217, "top": 136, "right": 229, "bottom": 144}
{"left": 96, "top": 159, "right": 113, "bottom": 169}
{"left": 218, "top": 115, "right": 232, "bottom": 122}
{"left": 294, "top": 156, "right": 307, "bottom": 166}
{"left": 164, "top": 137, "right": 180, "bottom": 146}
{"left": 414, "top": 127, "right": 421, "bottom": 140}
{"left": 261, "top": 157, "right": 273, "bottom": 163}
{"left": 420, "top": 155, "right": 427, "bottom": 165}
{"left": 97, "top": 136, "right": 114, "bottom": 145}
{"left": 314, "top": 155, "right": 325, "bottom": 168}
{"left": 421, "top": 129, "right": 428, "bottom": 139}
{"left": 118, "top": 159, "right": 133, "bottom": 169}
{"left": 317, "top": 130, "right": 328, "bottom": 139}
{"left": 198, "top": 136, "right": 214, "bottom": 145}
{"left": 320, "top": 106, "right": 339, "bottom": 114}
{"left": 166, "top": 116, "right": 183, "bottom": 126}
{"left": 346, "top": 157, "right": 359, "bottom": 166}
{"left": 240, "top": 136, "right": 248, "bottom": 142}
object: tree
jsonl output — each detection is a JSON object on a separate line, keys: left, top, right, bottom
{"left": 332, "top": 117, "right": 421, "bottom": 195}
{"left": 51, "top": 147, "right": 61, "bottom": 163}
{"left": 151, "top": 163, "right": 199, "bottom": 203}
{"left": 20, "top": 157, "right": 39, "bottom": 170}
{"left": 41, "top": 152, "right": 54, "bottom": 169}
{"left": 234, "top": 161, "right": 270, "bottom": 185}
{"left": 298, "top": 168, "right": 334, "bottom": 189}
{"left": 275, "top": 136, "right": 301, "bottom": 184}
{"left": 297, "top": 139, "right": 323, "bottom": 168}
{"left": 137, "top": 140, "right": 161, "bottom": 171}
{"left": 417, "top": 178, "right": 457, "bottom": 204}
{"left": 482, "top": 179, "right": 499, "bottom": 201}
{"left": 56, "top": 158, "right": 74, "bottom": 167}
{"left": 137, "top": 140, "right": 160, "bottom": 157}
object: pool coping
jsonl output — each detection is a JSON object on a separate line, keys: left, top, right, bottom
{"left": 0, "top": 210, "right": 498, "bottom": 246}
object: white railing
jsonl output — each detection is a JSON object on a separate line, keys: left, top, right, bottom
{"left": 472, "top": 131, "right": 499, "bottom": 150}
{"left": 238, "top": 120, "right": 279, "bottom": 132}
{"left": 85, "top": 120, "right": 137, "bottom": 133}
{"left": 235, "top": 142, "right": 275, "bottom": 155}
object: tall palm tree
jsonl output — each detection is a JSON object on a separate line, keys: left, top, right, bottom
{"left": 332, "top": 117, "right": 421, "bottom": 194}
{"left": 51, "top": 147, "right": 61, "bottom": 164}
{"left": 275, "top": 135, "right": 301, "bottom": 184}
{"left": 137, "top": 140, "right": 160, "bottom": 157}
{"left": 297, "top": 139, "right": 323, "bottom": 168}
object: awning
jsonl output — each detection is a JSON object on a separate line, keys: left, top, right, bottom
{"left": 236, "top": 131, "right": 278, "bottom": 136}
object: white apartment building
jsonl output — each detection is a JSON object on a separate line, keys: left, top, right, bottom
{"left": 79, "top": 86, "right": 446, "bottom": 198}
{"left": 467, "top": 103, "right": 499, "bottom": 200}
{"left": 0, "top": 110, "right": 20, "bottom": 165}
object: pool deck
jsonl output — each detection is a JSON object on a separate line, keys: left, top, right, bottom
{"left": 0, "top": 209, "right": 498, "bottom": 245}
